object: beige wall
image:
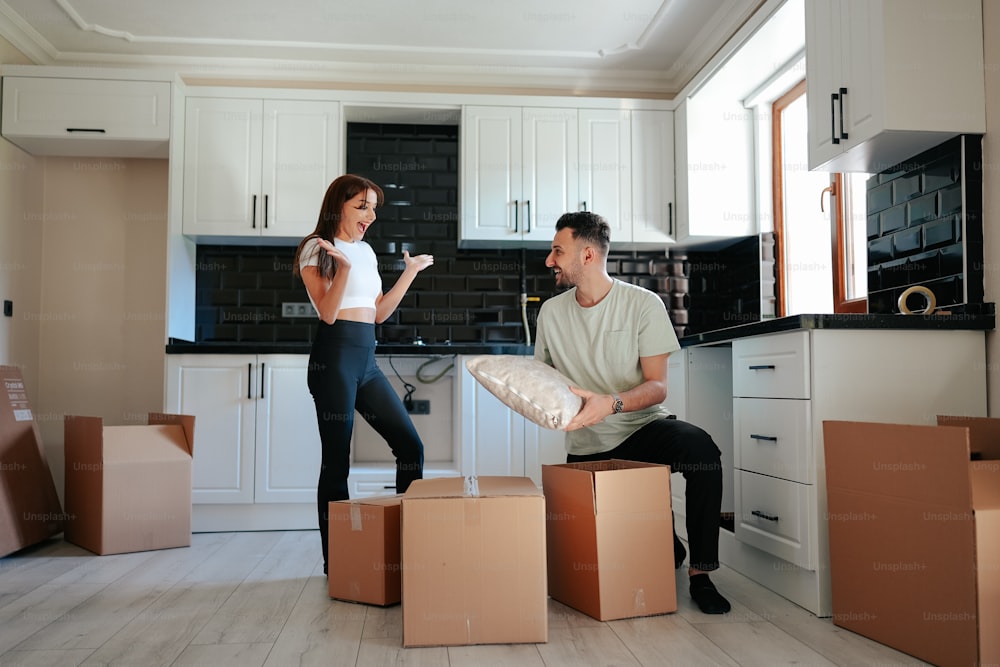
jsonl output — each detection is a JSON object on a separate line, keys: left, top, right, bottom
{"left": 983, "top": 1, "right": 1000, "bottom": 415}
{"left": 35, "top": 158, "right": 168, "bottom": 459}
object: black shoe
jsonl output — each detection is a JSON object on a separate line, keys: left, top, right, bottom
{"left": 673, "top": 534, "right": 687, "bottom": 570}
{"left": 689, "top": 573, "right": 731, "bottom": 614}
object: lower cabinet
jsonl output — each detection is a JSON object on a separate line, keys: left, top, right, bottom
{"left": 165, "top": 354, "right": 320, "bottom": 531}
{"left": 727, "top": 328, "right": 987, "bottom": 617}
{"left": 165, "top": 353, "right": 462, "bottom": 531}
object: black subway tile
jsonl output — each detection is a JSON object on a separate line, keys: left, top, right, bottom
{"left": 906, "top": 192, "right": 937, "bottom": 225}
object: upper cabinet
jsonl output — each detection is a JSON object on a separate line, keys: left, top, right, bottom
{"left": 0, "top": 75, "right": 171, "bottom": 158}
{"left": 461, "top": 105, "right": 675, "bottom": 249}
{"left": 805, "top": 0, "right": 986, "bottom": 173}
{"left": 182, "top": 96, "right": 342, "bottom": 243}
{"left": 629, "top": 110, "right": 676, "bottom": 246}
{"left": 460, "top": 105, "right": 578, "bottom": 247}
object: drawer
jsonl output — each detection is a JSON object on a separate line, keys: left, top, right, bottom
{"left": 733, "top": 331, "right": 810, "bottom": 399}
{"left": 734, "top": 398, "right": 813, "bottom": 483}
{"left": 734, "top": 470, "right": 814, "bottom": 571}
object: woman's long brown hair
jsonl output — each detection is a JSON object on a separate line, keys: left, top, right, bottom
{"left": 292, "top": 174, "right": 385, "bottom": 280}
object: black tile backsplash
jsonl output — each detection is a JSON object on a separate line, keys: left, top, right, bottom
{"left": 195, "top": 121, "right": 760, "bottom": 345}
{"left": 866, "top": 135, "right": 984, "bottom": 314}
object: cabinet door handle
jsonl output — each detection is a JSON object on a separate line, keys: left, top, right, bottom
{"left": 748, "top": 364, "right": 776, "bottom": 371}
{"left": 259, "top": 363, "right": 266, "bottom": 399}
{"left": 513, "top": 199, "right": 519, "bottom": 233}
{"left": 838, "top": 87, "right": 848, "bottom": 140}
{"left": 247, "top": 363, "right": 253, "bottom": 399}
{"left": 251, "top": 194, "right": 257, "bottom": 229}
{"left": 752, "top": 510, "right": 779, "bottom": 522}
{"left": 750, "top": 434, "right": 778, "bottom": 442}
{"left": 830, "top": 92, "right": 839, "bottom": 145}
{"left": 582, "top": 200, "right": 588, "bottom": 212}
{"left": 526, "top": 199, "right": 531, "bottom": 233}
{"left": 66, "top": 127, "right": 106, "bottom": 134}
{"left": 668, "top": 202, "right": 673, "bottom": 237}
{"left": 264, "top": 194, "right": 269, "bottom": 229}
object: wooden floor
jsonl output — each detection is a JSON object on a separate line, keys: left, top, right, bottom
{"left": 0, "top": 530, "right": 928, "bottom": 667}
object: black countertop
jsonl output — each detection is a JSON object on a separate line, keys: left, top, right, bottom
{"left": 165, "top": 339, "right": 533, "bottom": 356}
{"left": 679, "top": 312, "right": 996, "bottom": 347}
{"left": 167, "top": 312, "right": 995, "bottom": 355}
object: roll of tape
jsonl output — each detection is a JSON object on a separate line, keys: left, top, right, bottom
{"left": 898, "top": 285, "right": 937, "bottom": 315}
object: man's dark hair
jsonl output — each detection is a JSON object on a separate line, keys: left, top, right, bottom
{"left": 555, "top": 211, "right": 611, "bottom": 254}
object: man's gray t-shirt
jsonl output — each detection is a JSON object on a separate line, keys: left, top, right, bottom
{"left": 534, "top": 279, "right": 681, "bottom": 456}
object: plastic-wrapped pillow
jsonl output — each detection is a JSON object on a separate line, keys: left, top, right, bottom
{"left": 464, "top": 355, "right": 581, "bottom": 430}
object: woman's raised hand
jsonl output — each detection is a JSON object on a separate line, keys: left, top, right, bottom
{"left": 403, "top": 250, "right": 434, "bottom": 273}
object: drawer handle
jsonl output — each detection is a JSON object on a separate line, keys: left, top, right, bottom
{"left": 66, "top": 127, "right": 107, "bottom": 133}
{"left": 748, "top": 364, "right": 776, "bottom": 371}
{"left": 752, "top": 510, "right": 779, "bottom": 522}
{"left": 750, "top": 434, "right": 778, "bottom": 442}
{"left": 383, "top": 485, "right": 396, "bottom": 490}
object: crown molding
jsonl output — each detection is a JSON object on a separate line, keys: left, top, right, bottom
{"left": 0, "top": 4, "right": 55, "bottom": 63}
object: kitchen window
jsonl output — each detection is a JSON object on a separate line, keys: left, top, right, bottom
{"left": 771, "top": 80, "right": 869, "bottom": 316}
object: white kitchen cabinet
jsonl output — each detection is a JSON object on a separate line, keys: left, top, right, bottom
{"left": 578, "top": 108, "right": 676, "bottom": 248}
{"left": 164, "top": 354, "right": 320, "bottom": 531}
{"left": 0, "top": 75, "right": 171, "bottom": 158}
{"left": 804, "top": 0, "right": 986, "bottom": 173}
{"left": 460, "top": 105, "right": 577, "bottom": 247}
{"left": 461, "top": 105, "right": 676, "bottom": 249}
{"left": 166, "top": 353, "right": 466, "bottom": 531}
{"left": 182, "top": 96, "right": 341, "bottom": 242}
{"left": 665, "top": 347, "right": 734, "bottom": 542}
{"left": 629, "top": 109, "right": 676, "bottom": 246}
{"left": 578, "top": 109, "right": 632, "bottom": 241}
{"left": 725, "top": 328, "right": 987, "bottom": 617}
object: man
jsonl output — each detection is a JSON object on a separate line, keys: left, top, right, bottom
{"left": 534, "top": 211, "right": 731, "bottom": 614}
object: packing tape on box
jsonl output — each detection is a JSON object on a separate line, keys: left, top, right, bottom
{"left": 350, "top": 502, "right": 363, "bottom": 531}
{"left": 464, "top": 475, "right": 480, "bottom": 497}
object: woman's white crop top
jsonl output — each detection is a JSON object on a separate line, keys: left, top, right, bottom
{"left": 299, "top": 237, "right": 381, "bottom": 311}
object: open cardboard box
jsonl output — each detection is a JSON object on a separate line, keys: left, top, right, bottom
{"left": 823, "top": 417, "right": 1000, "bottom": 667}
{"left": 64, "top": 413, "right": 195, "bottom": 556}
{"left": 401, "top": 475, "right": 547, "bottom": 647}
{"left": 328, "top": 495, "right": 402, "bottom": 606}
{"left": 542, "top": 459, "right": 677, "bottom": 621}
{"left": 0, "top": 365, "right": 64, "bottom": 557}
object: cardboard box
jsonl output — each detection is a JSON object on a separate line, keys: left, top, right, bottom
{"left": 328, "top": 495, "right": 402, "bottom": 605}
{"left": 823, "top": 418, "right": 1000, "bottom": 667}
{"left": 401, "top": 476, "right": 547, "bottom": 647}
{"left": 64, "top": 413, "right": 195, "bottom": 555}
{"left": 0, "top": 366, "right": 64, "bottom": 557}
{"left": 542, "top": 459, "right": 677, "bottom": 621}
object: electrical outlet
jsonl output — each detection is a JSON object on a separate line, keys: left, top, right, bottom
{"left": 282, "top": 302, "right": 313, "bottom": 318}
{"left": 407, "top": 400, "right": 430, "bottom": 415}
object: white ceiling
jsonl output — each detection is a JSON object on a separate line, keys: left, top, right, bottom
{"left": 0, "top": 0, "right": 766, "bottom": 98}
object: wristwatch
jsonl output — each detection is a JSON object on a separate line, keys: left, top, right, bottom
{"left": 611, "top": 394, "right": 624, "bottom": 414}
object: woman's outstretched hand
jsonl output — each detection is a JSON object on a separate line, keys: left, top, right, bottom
{"left": 403, "top": 250, "right": 434, "bottom": 273}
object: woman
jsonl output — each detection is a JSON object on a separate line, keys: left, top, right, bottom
{"left": 293, "top": 174, "right": 433, "bottom": 574}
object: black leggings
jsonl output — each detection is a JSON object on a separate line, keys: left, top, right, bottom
{"left": 566, "top": 417, "right": 723, "bottom": 572}
{"left": 307, "top": 320, "right": 423, "bottom": 567}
